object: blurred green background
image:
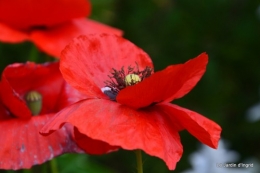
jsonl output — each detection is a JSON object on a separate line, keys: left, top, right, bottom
{"left": 1, "top": 0, "right": 260, "bottom": 172}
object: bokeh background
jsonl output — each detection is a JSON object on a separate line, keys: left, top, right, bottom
{"left": 1, "top": 0, "right": 260, "bottom": 172}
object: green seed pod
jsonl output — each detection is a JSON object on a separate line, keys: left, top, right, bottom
{"left": 25, "top": 91, "right": 42, "bottom": 115}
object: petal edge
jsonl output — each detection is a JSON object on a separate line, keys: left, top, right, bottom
{"left": 158, "top": 103, "right": 222, "bottom": 149}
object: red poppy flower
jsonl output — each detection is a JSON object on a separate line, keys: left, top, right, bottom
{"left": 0, "top": 0, "right": 122, "bottom": 58}
{"left": 0, "top": 62, "right": 116, "bottom": 170}
{"left": 41, "top": 34, "right": 222, "bottom": 170}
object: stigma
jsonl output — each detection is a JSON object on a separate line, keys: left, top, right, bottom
{"left": 125, "top": 74, "right": 141, "bottom": 86}
{"left": 102, "top": 64, "right": 153, "bottom": 100}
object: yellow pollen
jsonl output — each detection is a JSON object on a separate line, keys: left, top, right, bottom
{"left": 125, "top": 74, "right": 141, "bottom": 86}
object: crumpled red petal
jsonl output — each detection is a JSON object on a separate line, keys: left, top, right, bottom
{"left": 41, "top": 99, "right": 183, "bottom": 170}
{"left": 30, "top": 18, "right": 123, "bottom": 57}
{"left": 0, "top": 98, "right": 12, "bottom": 120}
{"left": 74, "top": 127, "right": 119, "bottom": 155}
{"left": 0, "top": 114, "right": 82, "bottom": 170}
{"left": 117, "top": 53, "right": 208, "bottom": 109}
{"left": 0, "top": 74, "right": 31, "bottom": 119}
{"left": 165, "top": 53, "right": 208, "bottom": 101}
{"left": 157, "top": 103, "right": 221, "bottom": 149}
{"left": 0, "top": 23, "right": 29, "bottom": 43}
{"left": 58, "top": 82, "right": 89, "bottom": 110}
{"left": 0, "top": 0, "right": 90, "bottom": 30}
{"left": 60, "top": 34, "right": 153, "bottom": 98}
{"left": 0, "top": 62, "right": 64, "bottom": 118}
{"left": 0, "top": 61, "right": 92, "bottom": 170}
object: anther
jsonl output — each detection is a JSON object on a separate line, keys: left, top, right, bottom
{"left": 103, "top": 64, "right": 153, "bottom": 101}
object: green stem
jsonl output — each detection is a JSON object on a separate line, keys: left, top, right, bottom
{"left": 135, "top": 150, "right": 143, "bottom": 173}
{"left": 49, "top": 159, "right": 59, "bottom": 173}
{"left": 22, "top": 169, "right": 32, "bottom": 173}
{"left": 28, "top": 45, "right": 39, "bottom": 62}
{"left": 41, "top": 162, "right": 47, "bottom": 173}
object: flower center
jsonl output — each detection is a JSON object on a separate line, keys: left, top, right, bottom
{"left": 102, "top": 64, "right": 153, "bottom": 100}
{"left": 25, "top": 91, "right": 42, "bottom": 115}
{"left": 125, "top": 74, "right": 141, "bottom": 86}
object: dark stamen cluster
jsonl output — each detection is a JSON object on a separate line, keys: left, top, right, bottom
{"left": 104, "top": 63, "right": 153, "bottom": 99}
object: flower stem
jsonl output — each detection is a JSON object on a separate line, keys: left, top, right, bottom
{"left": 49, "top": 159, "right": 59, "bottom": 173}
{"left": 28, "top": 45, "right": 39, "bottom": 62}
{"left": 135, "top": 149, "right": 143, "bottom": 173}
{"left": 22, "top": 169, "right": 32, "bottom": 173}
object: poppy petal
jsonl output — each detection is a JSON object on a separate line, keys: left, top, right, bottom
{"left": 0, "top": 62, "right": 66, "bottom": 118}
{"left": 0, "top": 73, "right": 31, "bottom": 119}
{"left": 0, "top": 0, "right": 90, "bottom": 30}
{"left": 165, "top": 53, "right": 208, "bottom": 101}
{"left": 58, "top": 82, "right": 89, "bottom": 110}
{"left": 0, "top": 114, "right": 82, "bottom": 170}
{"left": 74, "top": 127, "right": 119, "bottom": 155}
{"left": 30, "top": 18, "right": 123, "bottom": 57}
{"left": 60, "top": 34, "right": 153, "bottom": 99}
{"left": 41, "top": 99, "right": 183, "bottom": 170}
{"left": 0, "top": 23, "right": 29, "bottom": 43}
{"left": 158, "top": 103, "right": 221, "bottom": 149}
{"left": 0, "top": 99, "right": 12, "bottom": 120}
{"left": 117, "top": 53, "right": 208, "bottom": 109}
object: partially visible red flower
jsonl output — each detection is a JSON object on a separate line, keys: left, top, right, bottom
{"left": 41, "top": 34, "right": 222, "bottom": 170}
{"left": 0, "top": 0, "right": 122, "bottom": 57}
{"left": 0, "top": 62, "right": 116, "bottom": 170}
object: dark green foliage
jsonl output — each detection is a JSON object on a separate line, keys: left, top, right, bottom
{"left": 1, "top": 0, "right": 260, "bottom": 172}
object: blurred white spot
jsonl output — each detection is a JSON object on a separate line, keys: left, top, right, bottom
{"left": 181, "top": 139, "right": 259, "bottom": 173}
{"left": 246, "top": 88, "right": 260, "bottom": 122}
{"left": 246, "top": 103, "right": 260, "bottom": 122}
